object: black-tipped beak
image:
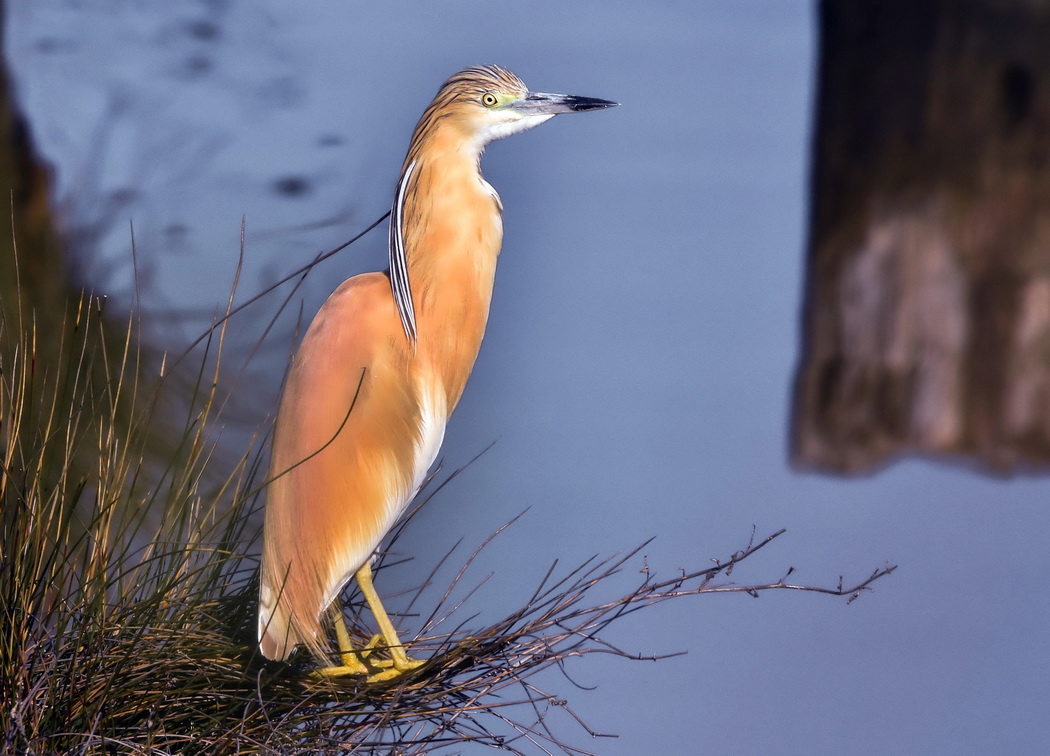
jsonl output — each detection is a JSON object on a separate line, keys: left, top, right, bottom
{"left": 508, "top": 92, "right": 619, "bottom": 115}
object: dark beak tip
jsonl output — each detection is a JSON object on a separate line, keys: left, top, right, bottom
{"left": 517, "top": 92, "right": 619, "bottom": 115}
{"left": 570, "top": 96, "right": 620, "bottom": 112}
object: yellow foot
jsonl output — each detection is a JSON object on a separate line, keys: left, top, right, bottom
{"left": 347, "top": 634, "right": 405, "bottom": 670}
{"left": 362, "top": 654, "right": 425, "bottom": 683}
{"left": 312, "top": 653, "right": 425, "bottom": 683}
{"left": 354, "top": 634, "right": 387, "bottom": 664}
{"left": 318, "top": 564, "right": 426, "bottom": 683}
{"left": 313, "top": 660, "right": 369, "bottom": 678}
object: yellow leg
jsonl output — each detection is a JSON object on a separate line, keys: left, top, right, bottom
{"left": 332, "top": 607, "right": 366, "bottom": 668}
{"left": 312, "top": 563, "right": 423, "bottom": 682}
{"left": 354, "top": 561, "right": 424, "bottom": 678}
{"left": 354, "top": 633, "right": 385, "bottom": 663}
{"left": 313, "top": 605, "right": 370, "bottom": 677}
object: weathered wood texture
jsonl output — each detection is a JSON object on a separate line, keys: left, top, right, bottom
{"left": 0, "top": 8, "right": 69, "bottom": 330}
{"left": 793, "top": 0, "right": 1050, "bottom": 474}
{"left": 0, "top": 8, "right": 162, "bottom": 500}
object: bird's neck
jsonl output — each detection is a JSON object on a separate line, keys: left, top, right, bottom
{"left": 402, "top": 134, "right": 504, "bottom": 405}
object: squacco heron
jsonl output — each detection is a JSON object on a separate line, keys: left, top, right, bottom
{"left": 257, "top": 65, "right": 616, "bottom": 680}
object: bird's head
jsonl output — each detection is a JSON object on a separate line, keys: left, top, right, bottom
{"left": 419, "top": 65, "right": 618, "bottom": 153}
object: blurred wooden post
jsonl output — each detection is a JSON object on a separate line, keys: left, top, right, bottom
{"left": 792, "top": 0, "right": 1050, "bottom": 474}
{"left": 0, "top": 1, "right": 70, "bottom": 332}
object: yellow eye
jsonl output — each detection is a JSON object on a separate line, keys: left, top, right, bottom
{"left": 482, "top": 93, "right": 498, "bottom": 107}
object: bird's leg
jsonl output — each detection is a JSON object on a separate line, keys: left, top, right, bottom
{"left": 353, "top": 633, "right": 386, "bottom": 663}
{"left": 346, "top": 629, "right": 393, "bottom": 668}
{"left": 355, "top": 561, "right": 424, "bottom": 677}
{"left": 332, "top": 604, "right": 387, "bottom": 663}
{"left": 312, "top": 566, "right": 424, "bottom": 682}
{"left": 312, "top": 604, "right": 371, "bottom": 677}
{"left": 331, "top": 605, "right": 369, "bottom": 670}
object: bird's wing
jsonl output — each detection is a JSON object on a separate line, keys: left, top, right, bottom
{"left": 258, "top": 272, "right": 426, "bottom": 661}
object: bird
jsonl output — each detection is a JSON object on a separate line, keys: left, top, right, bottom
{"left": 257, "top": 65, "right": 616, "bottom": 681}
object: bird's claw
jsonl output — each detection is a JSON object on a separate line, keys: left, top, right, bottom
{"left": 314, "top": 638, "right": 425, "bottom": 682}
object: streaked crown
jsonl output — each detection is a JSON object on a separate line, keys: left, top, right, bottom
{"left": 405, "top": 65, "right": 617, "bottom": 155}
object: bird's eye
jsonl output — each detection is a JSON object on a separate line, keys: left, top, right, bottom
{"left": 482, "top": 93, "right": 499, "bottom": 107}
